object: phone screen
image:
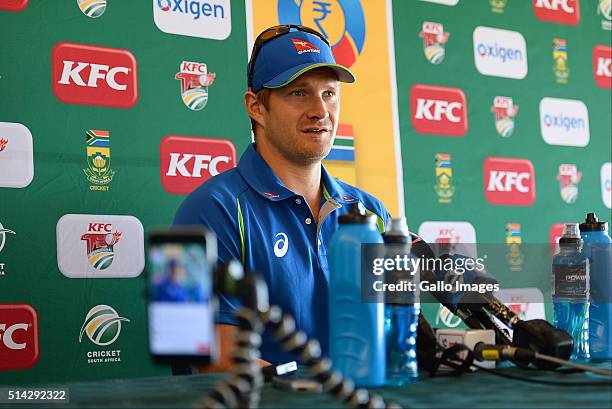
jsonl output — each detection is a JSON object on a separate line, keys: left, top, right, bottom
{"left": 147, "top": 240, "right": 214, "bottom": 360}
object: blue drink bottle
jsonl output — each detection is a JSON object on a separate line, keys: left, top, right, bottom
{"left": 329, "top": 203, "right": 385, "bottom": 387}
{"left": 579, "top": 213, "right": 612, "bottom": 360}
{"left": 383, "top": 217, "right": 419, "bottom": 386}
{"left": 552, "top": 223, "right": 589, "bottom": 360}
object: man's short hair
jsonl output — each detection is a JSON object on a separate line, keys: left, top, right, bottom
{"left": 249, "top": 88, "right": 271, "bottom": 136}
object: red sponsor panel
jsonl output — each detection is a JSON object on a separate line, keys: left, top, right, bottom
{"left": 483, "top": 157, "right": 536, "bottom": 206}
{"left": 410, "top": 84, "right": 467, "bottom": 137}
{"left": 0, "top": 0, "right": 29, "bottom": 12}
{"left": 52, "top": 42, "right": 138, "bottom": 108}
{"left": 160, "top": 136, "right": 237, "bottom": 195}
{"left": 532, "top": 0, "right": 580, "bottom": 25}
{"left": 549, "top": 223, "right": 566, "bottom": 256}
{"left": 593, "top": 45, "right": 612, "bottom": 89}
{"left": 0, "top": 304, "right": 39, "bottom": 370}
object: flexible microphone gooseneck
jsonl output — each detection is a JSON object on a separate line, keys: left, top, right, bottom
{"left": 409, "top": 234, "right": 573, "bottom": 369}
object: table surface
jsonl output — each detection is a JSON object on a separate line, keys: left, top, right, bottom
{"left": 2, "top": 364, "right": 611, "bottom": 409}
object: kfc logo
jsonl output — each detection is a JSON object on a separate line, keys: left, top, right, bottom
{"left": 52, "top": 42, "right": 138, "bottom": 108}
{"left": 593, "top": 45, "right": 612, "bottom": 89}
{"left": 410, "top": 85, "right": 468, "bottom": 136}
{"left": 160, "top": 136, "right": 236, "bottom": 195}
{"left": 549, "top": 223, "right": 566, "bottom": 256}
{"left": 0, "top": 0, "right": 29, "bottom": 12}
{"left": 0, "top": 304, "right": 39, "bottom": 370}
{"left": 56, "top": 214, "right": 144, "bottom": 278}
{"left": 417, "top": 221, "right": 477, "bottom": 258}
{"left": 484, "top": 157, "right": 536, "bottom": 206}
{"left": 532, "top": 0, "right": 580, "bottom": 25}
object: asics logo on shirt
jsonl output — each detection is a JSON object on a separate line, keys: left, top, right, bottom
{"left": 274, "top": 232, "right": 289, "bottom": 258}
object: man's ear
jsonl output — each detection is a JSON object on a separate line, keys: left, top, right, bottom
{"left": 244, "top": 90, "right": 265, "bottom": 129}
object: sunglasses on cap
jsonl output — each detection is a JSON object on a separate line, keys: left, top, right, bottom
{"left": 247, "top": 24, "right": 330, "bottom": 90}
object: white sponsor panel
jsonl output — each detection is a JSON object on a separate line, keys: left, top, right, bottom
{"left": 56, "top": 214, "right": 144, "bottom": 278}
{"left": 602, "top": 162, "right": 612, "bottom": 209}
{"left": 417, "top": 221, "right": 477, "bottom": 258}
{"left": 418, "top": 0, "right": 459, "bottom": 5}
{"left": 539, "top": 97, "right": 590, "bottom": 147}
{"left": 473, "top": 26, "right": 528, "bottom": 79}
{"left": 153, "top": 0, "right": 231, "bottom": 40}
{"left": 0, "top": 122, "right": 34, "bottom": 188}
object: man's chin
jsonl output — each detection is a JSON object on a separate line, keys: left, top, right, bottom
{"left": 288, "top": 146, "right": 331, "bottom": 165}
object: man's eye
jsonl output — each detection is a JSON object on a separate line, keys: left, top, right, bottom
{"left": 323, "top": 90, "right": 336, "bottom": 97}
{"left": 292, "top": 90, "right": 304, "bottom": 96}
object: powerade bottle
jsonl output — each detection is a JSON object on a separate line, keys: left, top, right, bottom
{"left": 329, "top": 203, "right": 385, "bottom": 387}
{"left": 383, "top": 217, "right": 419, "bottom": 386}
{"left": 552, "top": 223, "right": 590, "bottom": 360}
{"left": 579, "top": 213, "right": 612, "bottom": 360}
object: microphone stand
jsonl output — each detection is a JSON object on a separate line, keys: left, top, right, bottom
{"left": 198, "top": 261, "right": 402, "bottom": 409}
{"left": 411, "top": 234, "right": 573, "bottom": 370}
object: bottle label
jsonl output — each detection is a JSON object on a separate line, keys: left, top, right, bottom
{"left": 552, "top": 263, "right": 588, "bottom": 299}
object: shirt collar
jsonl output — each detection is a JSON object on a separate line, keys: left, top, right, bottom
{"left": 238, "top": 143, "right": 358, "bottom": 204}
{"left": 237, "top": 144, "right": 295, "bottom": 201}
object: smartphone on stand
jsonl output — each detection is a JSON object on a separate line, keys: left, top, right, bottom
{"left": 146, "top": 228, "right": 218, "bottom": 366}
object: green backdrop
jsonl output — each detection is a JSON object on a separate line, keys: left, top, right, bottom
{"left": 1, "top": 0, "right": 610, "bottom": 384}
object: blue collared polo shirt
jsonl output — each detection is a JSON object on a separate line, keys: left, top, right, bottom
{"left": 173, "top": 144, "right": 390, "bottom": 363}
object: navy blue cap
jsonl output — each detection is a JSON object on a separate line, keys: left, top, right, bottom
{"left": 250, "top": 30, "right": 355, "bottom": 92}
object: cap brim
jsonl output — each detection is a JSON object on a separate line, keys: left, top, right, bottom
{"left": 262, "top": 62, "right": 355, "bottom": 89}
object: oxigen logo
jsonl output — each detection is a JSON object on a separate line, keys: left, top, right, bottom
{"left": 153, "top": 0, "right": 231, "bottom": 40}
{"left": 473, "top": 27, "right": 528, "bottom": 79}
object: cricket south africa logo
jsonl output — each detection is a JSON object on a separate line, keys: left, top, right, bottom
{"left": 175, "top": 61, "right": 215, "bottom": 111}
{"left": 278, "top": 0, "right": 366, "bottom": 68}
{"left": 553, "top": 38, "right": 570, "bottom": 84}
{"left": 419, "top": 22, "right": 449, "bottom": 65}
{"left": 557, "top": 164, "right": 582, "bottom": 204}
{"left": 0, "top": 139, "right": 7, "bottom": 152}
{"left": 0, "top": 220, "right": 16, "bottom": 254}
{"left": 490, "top": 0, "right": 508, "bottom": 13}
{"left": 505, "top": 223, "right": 524, "bottom": 272}
{"left": 434, "top": 153, "right": 454, "bottom": 203}
{"left": 79, "top": 305, "right": 129, "bottom": 346}
{"left": 77, "top": 0, "right": 107, "bottom": 18}
{"left": 84, "top": 130, "right": 114, "bottom": 190}
{"left": 81, "top": 224, "right": 122, "bottom": 270}
{"left": 491, "top": 96, "right": 519, "bottom": 138}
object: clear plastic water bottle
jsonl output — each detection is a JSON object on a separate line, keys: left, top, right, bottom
{"left": 552, "top": 223, "right": 590, "bottom": 360}
{"left": 328, "top": 203, "right": 385, "bottom": 387}
{"left": 579, "top": 213, "right": 612, "bottom": 360}
{"left": 383, "top": 217, "right": 419, "bottom": 386}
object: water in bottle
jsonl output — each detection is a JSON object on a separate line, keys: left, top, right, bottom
{"left": 328, "top": 203, "right": 385, "bottom": 387}
{"left": 579, "top": 213, "right": 612, "bottom": 360}
{"left": 383, "top": 217, "right": 419, "bottom": 386}
{"left": 552, "top": 223, "right": 589, "bottom": 360}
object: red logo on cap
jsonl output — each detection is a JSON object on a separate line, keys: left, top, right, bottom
{"left": 291, "top": 39, "right": 321, "bottom": 55}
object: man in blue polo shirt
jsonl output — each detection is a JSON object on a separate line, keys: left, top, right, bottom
{"left": 174, "top": 25, "right": 390, "bottom": 369}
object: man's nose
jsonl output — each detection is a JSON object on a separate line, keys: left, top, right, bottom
{"left": 306, "top": 95, "right": 329, "bottom": 120}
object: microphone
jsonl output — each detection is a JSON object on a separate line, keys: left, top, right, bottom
{"left": 409, "top": 234, "right": 573, "bottom": 368}
{"left": 409, "top": 234, "right": 517, "bottom": 327}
